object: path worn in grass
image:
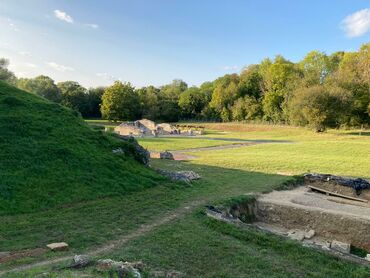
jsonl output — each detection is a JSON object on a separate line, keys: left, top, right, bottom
{"left": 152, "top": 137, "right": 292, "bottom": 160}
{"left": 0, "top": 200, "right": 204, "bottom": 276}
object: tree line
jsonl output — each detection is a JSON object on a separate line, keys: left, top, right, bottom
{"left": 1, "top": 43, "right": 369, "bottom": 131}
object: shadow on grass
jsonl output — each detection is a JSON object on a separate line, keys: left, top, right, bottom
{"left": 342, "top": 131, "right": 370, "bottom": 137}
{"left": 145, "top": 136, "right": 293, "bottom": 144}
{"left": 0, "top": 163, "right": 289, "bottom": 259}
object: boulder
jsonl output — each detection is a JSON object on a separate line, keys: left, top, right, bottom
{"left": 160, "top": 151, "right": 174, "bottom": 160}
{"left": 304, "top": 229, "right": 315, "bottom": 239}
{"left": 71, "top": 254, "right": 91, "bottom": 268}
{"left": 166, "top": 271, "right": 182, "bottom": 278}
{"left": 112, "top": 148, "right": 124, "bottom": 154}
{"left": 287, "top": 230, "right": 305, "bottom": 241}
{"left": 46, "top": 242, "right": 68, "bottom": 251}
{"left": 331, "top": 240, "right": 351, "bottom": 253}
{"left": 157, "top": 169, "right": 200, "bottom": 183}
{"left": 97, "top": 259, "right": 123, "bottom": 269}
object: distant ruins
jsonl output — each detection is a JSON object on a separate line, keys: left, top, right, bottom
{"left": 114, "top": 119, "right": 203, "bottom": 137}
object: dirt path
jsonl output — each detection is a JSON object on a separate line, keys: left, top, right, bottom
{"left": 0, "top": 200, "right": 204, "bottom": 276}
{"left": 156, "top": 139, "right": 291, "bottom": 161}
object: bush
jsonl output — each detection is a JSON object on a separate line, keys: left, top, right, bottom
{"left": 288, "top": 85, "right": 351, "bottom": 131}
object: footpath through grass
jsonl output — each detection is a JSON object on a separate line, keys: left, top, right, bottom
{"left": 2, "top": 117, "right": 370, "bottom": 276}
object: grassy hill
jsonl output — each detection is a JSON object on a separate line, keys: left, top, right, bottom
{"left": 0, "top": 81, "right": 165, "bottom": 215}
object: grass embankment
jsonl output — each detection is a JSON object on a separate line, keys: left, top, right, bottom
{"left": 0, "top": 81, "right": 167, "bottom": 215}
{"left": 2, "top": 102, "right": 370, "bottom": 277}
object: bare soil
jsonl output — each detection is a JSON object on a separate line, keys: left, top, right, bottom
{"left": 256, "top": 187, "right": 370, "bottom": 251}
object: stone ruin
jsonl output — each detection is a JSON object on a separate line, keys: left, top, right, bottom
{"left": 114, "top": 119, "right": 181, "bottom": 137}
{"left": 206, "top": 173, "right": 370, "bottom": 262}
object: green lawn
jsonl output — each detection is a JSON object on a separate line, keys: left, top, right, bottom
{"left": 2, "top": 120, "right": 370, "bottom": 277}
{"left": 137, "top": 136, "right": 243, "bottom": 151}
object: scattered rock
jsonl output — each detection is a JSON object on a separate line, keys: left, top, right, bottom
{"left": 366, "top": 254, "right": 370, "bottom": 261}
{"left": 118, "top": 136, "right": 150, "bottom": 165}
{"left": 46, "top": 242, "right": 68, "bottom": 251}
{"left": 304, "top": 173, "right": 370, "bottom": 192}
{"left": 166, "top": 271, "right": 182, "bottom": 278}
{"left": 149, "top": 270, "right": 182, "bottom": 278}
{"left": 151, "top": 151, "right": 174, "bottom": 160}
{"left": 118, "top": 265, "right": 141, "bottom": 278}
{"left": 71, "top": 254, "right": 91, "bottom": 268}
{"left": 97, "top": 259, "right": 123, "bottom": 269}
{"left": 160, "top": 151, "right": 174, "bottom": 160}
{"left": 304, "top": 229, "right": 315, "bottom": 239}
{"left": 129, "top": 261, "right": 145, "bottom": 272}
{"left": 0, "top": 252, "right": 10, "bottom": 259}
{"left": 331, "top": 240, "right": 351, "bottom": 253}
{"left": 97, "top": 259, "right": 145, "bottom": 277}
{"left": 150, "top": 271, "right": 166, "bottom": 278}
{"left": 112, "top": 148, "right": 124, "bottom": 154}
{"left": 157, "top": 169, "right": 200, "bottom": 182}
{"left": 287, "top": 230, "right": 305, "bottom": 241}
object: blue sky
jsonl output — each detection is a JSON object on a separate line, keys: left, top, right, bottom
{"left": 0, "top": 0, "right": 369, "bottom": 88}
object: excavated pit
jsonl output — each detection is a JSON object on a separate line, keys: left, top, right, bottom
{"left": 256, "top": 186, "right": 370, "bottom": 252}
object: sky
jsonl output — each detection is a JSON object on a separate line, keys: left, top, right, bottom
{"left": 0, "top": 0, "right": 370, "bottom": 88}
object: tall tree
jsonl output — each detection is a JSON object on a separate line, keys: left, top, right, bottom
{"left": 0, "top": 58, "right": 16, "bottom": 84}
{"left": 137, "top": 86, "right": 160, "bottom": 120}
{"left": 17, "top": 75, "right": 61, "bottom": 102}
{"left": 259, "top": 55, "right": 299, "bottom": 122}
{"left": 209, "top": 74, "right": 240, "bottom": 121}
{"left": 86, "top": 87, "right": 105, "bottom": 118}
{"left": 58, "top": 81, "right": 88, "bottom": 115}
{"left": 101, "top": 81, "right": 140, "bottom": 121}
{"left": 158, "top": 79, "right": 188, "bottom": 121}
{"left": 178, "top": 86, "right": 209, "bottom": 119}
{"left": 288, "top": 85, "right": 351, "bottom": 131}
{"left": 239, "top": 64, "right": 263, "bottom": 98}
{"left": 299, "top": 51, "right": 331, "bottom": 86}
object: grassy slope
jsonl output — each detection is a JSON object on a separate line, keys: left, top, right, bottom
{"left": 2, "top": 115, "right": 370, "bottom": 276}
{"left": 0, "top": 81, "right": 166, "bottom": 215}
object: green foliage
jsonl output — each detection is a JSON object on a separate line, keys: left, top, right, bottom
{"left": 239, "top": 64, "right": 263, "bottom": 98}
{"left": 157, "top": 79, "right": 188, "bottom": 121}
{"left": 231, "top": 96, "right": 262, "bottom": 121}
{"left": 178, "top": 87, "right": 209, "bottom": 118}
{"left": 288, "top": 85, "right": 351, "bottom": 131}
{"left": 101, "top": 81, "right": 140, "bottom": 121}
{"left": 86, "top": 86, "right": 105, "bottom": 118}
{"left": 57, "top": 81, "right": 88, "bottom": 115}
{"left": 17, "top": 75, "right": 61, "bottom": 102}
{"left": 262, "top": 90, "right": 286, "bottom": 122}
{"left": 2, "top": 43, "right": 370, "bottom": 129}
{"left": 137, "top": 86, "right": 160, "bottom": 120}
{"left": 209, "top": 74, "right": 240, "bottom": 117}
{"left": 0, "top": 58, "right": 16, "bottom": 84}
{"left": 299, "top": 51, "right": 331, "bottom": 85}
{"left": 0, "top": 81, "right": 164, "bottom": 214}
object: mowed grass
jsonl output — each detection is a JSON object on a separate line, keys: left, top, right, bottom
{"left": 137, "top": 136, "right": 241, "bottom": 151}
{"left": 2, "top": 111, "right": 370, "bottom": 277}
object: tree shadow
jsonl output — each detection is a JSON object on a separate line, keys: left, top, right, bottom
{"left": 343, "top": 131, "right": 370, "bottom": 137}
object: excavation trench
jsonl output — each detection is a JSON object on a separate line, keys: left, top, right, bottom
{"left": 207, "top": 178, "right": 370, "bottom": 263}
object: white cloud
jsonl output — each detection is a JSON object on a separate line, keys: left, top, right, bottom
{"left": 54, "top": 10, "right": 74, "bottom": 23}
{"left": 342, "top": 8, "right": 370, "bottom": 37}
{"left": 6, "top": 19, "right": 19, "bottom": 31}
{"left": 85, "top": 23, "right": 99, "bottom": 29}
{"left": 46, "top": 62, "right": 75, "bottom": 72}
{"left": 96, "top": 73, "right": 116, "bottom": 81}
{"left": 18, "top": 51, "right": 31, "bottom": 56}
{"left": 222, "top": 65, "right": 238, "bottom": 71}
{"left": 24, "top": 63, "right": 38, "bottom": 68}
